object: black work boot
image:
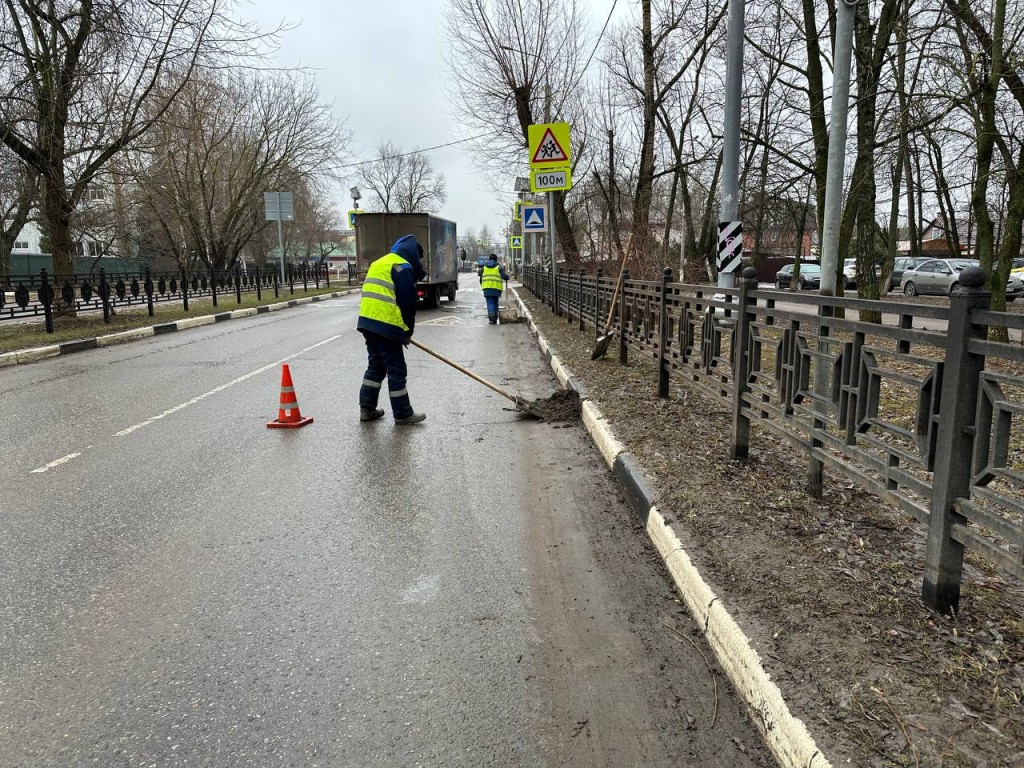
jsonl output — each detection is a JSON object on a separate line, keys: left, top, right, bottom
{"left": 394, "top": 412, "right": 426, "bottom": 425}
{"left": 360, "top": 407, "right": 385, "bottom": 422}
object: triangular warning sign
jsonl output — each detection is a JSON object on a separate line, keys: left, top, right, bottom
{"left": 531, "top": 128, "right": 569, "bottom": 164}
{"left": 526, "top": 210, "right": 543, "bottom": 226}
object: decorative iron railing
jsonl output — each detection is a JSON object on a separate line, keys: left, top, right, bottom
{"left": 524, "top": 264, "right": 1023, "bottom": 614}
{"left": 0, "top": 263, "right": 350, "bottom": 332}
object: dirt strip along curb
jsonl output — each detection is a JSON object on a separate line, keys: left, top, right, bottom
{"left": 510, "top": 286, "right": 833, "bottom": 768}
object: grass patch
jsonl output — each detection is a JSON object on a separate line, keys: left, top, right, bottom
{"left": 0, "top": 284, "right": 353, "bottom": 354}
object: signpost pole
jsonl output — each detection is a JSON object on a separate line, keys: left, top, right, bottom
{"left": 276, "top": 191, "right": 286, "bottom": 284}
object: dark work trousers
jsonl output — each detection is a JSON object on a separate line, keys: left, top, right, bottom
{"left": 359, "top": 332, "right": 414, "bottom": 418}
{"left": 484, "top": 293, "right": 500, "bottom": 322}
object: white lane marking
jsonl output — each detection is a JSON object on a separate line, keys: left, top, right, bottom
{"left": 31, "top": 452, "right": 82, "bottom": 474}
{"left": 114, "top": 336, "right": 340, "bottom": 437}
{"left": 418, "top": 316, "right": 464, "bottom": 326}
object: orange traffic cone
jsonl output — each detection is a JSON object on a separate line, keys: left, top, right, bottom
{"left": 266, "top": 364, "right": 314, "bottom": 428}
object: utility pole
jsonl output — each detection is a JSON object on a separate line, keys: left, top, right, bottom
{"left": 808, "top": 0, "right": 855, "bottom": 496}
{"left": 717, "top": 0, "right": 745, "bottom": 288}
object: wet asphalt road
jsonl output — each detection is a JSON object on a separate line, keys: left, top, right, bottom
{"left": 0, "top": 273, "right": 771, "bottom": 767}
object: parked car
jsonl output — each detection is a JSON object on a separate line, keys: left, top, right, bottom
{"left": 889, "top": 256, "right": 929, "bottom": 291}
{"left": 774, "top": 263, "right": 821, "bottom": 290}
{"left": 900, "top": 258, "right": 1024, "bottom": 300}
{"left": 842, "top": 259, "right": 857, "bottom": 289}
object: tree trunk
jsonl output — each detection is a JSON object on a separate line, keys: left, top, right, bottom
{"left": 631, "top": 0, "right": 657, "bottom": 262}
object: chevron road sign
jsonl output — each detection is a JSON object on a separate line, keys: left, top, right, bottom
{"left": 717, "top": 221, "right": 743, "bottom": 274}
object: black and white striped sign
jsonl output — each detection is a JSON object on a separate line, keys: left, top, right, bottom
{"left": 717, "top": 221, "right": 743, "bottom": 274}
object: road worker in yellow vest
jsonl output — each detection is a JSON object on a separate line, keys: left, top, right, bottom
{"left": 478, "top": 253, "right": 510, "bottom": 324}
{"left": 357, "top": 235, "right": 427, "bottom": 425}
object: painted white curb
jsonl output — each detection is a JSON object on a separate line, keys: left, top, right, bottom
{"left": 175, "top": 316, "right": 216, "bottom": 330}
{"left": 17, "top": 346, "right": 60, "bottom": 364}
{"left": 231, "top": 308, "right": 258, "bottom": 319}
{"left": 97, "top": 327, "right": 155, "bottom": 346}
{"left": 582, "top": 400, "right": 626, "bottom": 469}
{"left": 550, "top": 357, "right": 573, "bottom": 388}
{"left": 646, "top": 506, "right": 831, "bottom": 768}
{"left": 267, "top": 301, "right": 290, "bottom": 312}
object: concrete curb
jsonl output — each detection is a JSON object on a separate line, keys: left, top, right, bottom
{"left": 511, "top": 287, "right": 833, "bottom": 768}
{"left": 0, "top": 288, "right": 358, "bottom": 368}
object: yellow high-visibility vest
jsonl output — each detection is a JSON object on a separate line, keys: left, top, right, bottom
{"left": 359, "top": 253, "right": 410, "bottom": 331}
{"left": 481, "top": 264, "right": 503, "bottom": 291}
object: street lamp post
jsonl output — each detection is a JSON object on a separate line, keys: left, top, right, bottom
{"left": 349, "top": 186, "right": 361, "bottom": 279}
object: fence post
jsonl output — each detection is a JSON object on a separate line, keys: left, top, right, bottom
{"left": 595, "top": 267, "right": 604, "bottom": 339}
{"left": 288, "top": 263, "right": 295, "bottom": 295}
{"left": 618, "top": 268, "right": 629, "bottom": 366}
{"left": 578, "top": 271, "right": 585, "bottom": 331}
{"left": 145, "top": 268, "right": 154, "bottom": 316}
{"left": 40, "top": 268, "right": 54, "bottom": 333}
{"left": 181, "top": 268, "right": 189, "bottom": 312}
{"left": 99, "top": 268, "right": 111, "bottom": 323}
{"left": 922, "top": 266, "right": 989, "bottom": 615}
{"left": 658, "top": 267, "right": 672, "bottom": 397}
{"left": 211, "top": 268, "right": 218, "bottom": 307}
{"left": 731, "top": 267, "right": 758, "bottom": 459}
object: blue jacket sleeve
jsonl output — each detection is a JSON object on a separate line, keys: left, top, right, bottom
{"left": 392, "top": 263, "right": 417, "bottom": 336}
{"left": 500, "top": 267, "right": 510, "bottom": 281}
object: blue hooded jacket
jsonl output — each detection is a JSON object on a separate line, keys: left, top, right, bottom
{"left": 357, "top": 235, "right": 426, "bottom": 342}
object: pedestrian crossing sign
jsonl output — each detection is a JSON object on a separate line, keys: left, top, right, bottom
{"left": 509, "top": 236, "right": 523, "bottom": 249}
{"left": 522, "top": 204, "right": 547, "bottom": 232}
{"left": 528, "top": 123, "right": 571, "bottom": 169}
{"left": 513, "top": 200, "right": 523, "bottom": 221}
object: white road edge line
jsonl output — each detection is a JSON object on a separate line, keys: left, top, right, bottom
{"left": 30, "top": 452, "right": 82, "bottom": 474}
{"left": 113, "top": 336, "right": 340, "bottom": 438}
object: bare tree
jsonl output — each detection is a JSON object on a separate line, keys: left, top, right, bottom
{"left": 359, "top": 143, "right": 448, "bottom": 213}
{"left": 0, "top": 0, "right": 276, "bottom": 302}
{"left": 0, "top": 148, "right": 38, "bottom": 278}
{"left": 359, "top": 141, "right": 406, "bottom": 213}
{"left": 444, "top": 0, "right": 589, "bottom": 263}
{"left": 130, "top": 69, "right": 348, "bottom": 271}
{"left": 396, "top": 151, "right": 448, "bottom": 213}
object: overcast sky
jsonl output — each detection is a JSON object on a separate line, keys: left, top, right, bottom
{"left": 241, "top": 0, "right": 620, "bottom": 244}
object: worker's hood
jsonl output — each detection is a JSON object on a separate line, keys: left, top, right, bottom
{"left": 484, "top": 257, "right": 499, "bottom": 268}
{"left": 391, "top": 235, "right": 426, "bottom": 281}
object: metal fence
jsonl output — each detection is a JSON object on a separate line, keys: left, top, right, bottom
{"left": 0, "top": 262, "right": 351, "bottom": 333}
{"left": 524, "top": 264, "right": 1023, "bottom": 614}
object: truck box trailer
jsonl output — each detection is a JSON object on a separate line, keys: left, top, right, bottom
{"left": 353, "top": 213, "right": 458, "bottom": 308}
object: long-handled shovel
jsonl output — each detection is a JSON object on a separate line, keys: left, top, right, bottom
{"left": 591, "top": 231, "right": 635, "bottom": 360}
{"left": 409, "top": 338, "right": 546, "bottom": 419}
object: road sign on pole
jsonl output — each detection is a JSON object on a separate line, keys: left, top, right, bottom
{"left": 522, "top": 204, "right": 547, "bottom": 233}
{"left": 264, "top": 191, "right": 294, "bottom": 283}
{"left": 513, "top": 200, "right": 524, "bottom": 221}
{"left": 530, "top": 167, "right": 571, "bottom": 193}
{"left": 528, "top": 123, "right": 572, "bottom": 168}
{"left": 509, "top": 236, "right": 523, "bottom": 249}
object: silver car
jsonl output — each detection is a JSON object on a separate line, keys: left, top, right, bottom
{"left": 900, "top": 258, "right": 1023, "bottom": 300}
